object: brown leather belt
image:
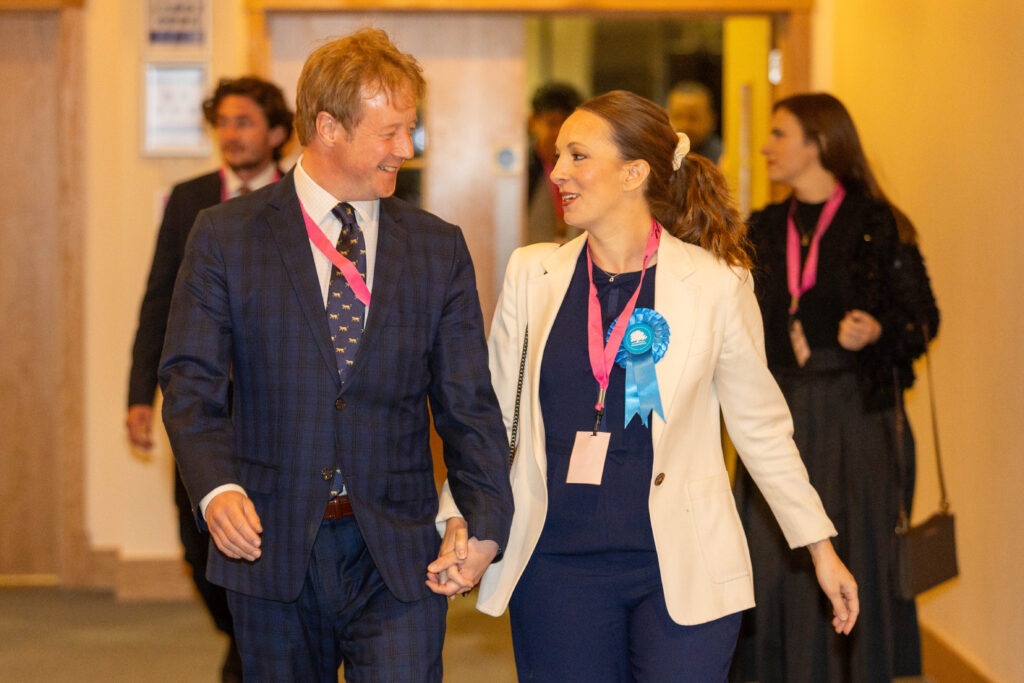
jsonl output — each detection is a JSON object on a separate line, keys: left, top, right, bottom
{"left": 323, "top": 495, "right": 354, "bottom": 520}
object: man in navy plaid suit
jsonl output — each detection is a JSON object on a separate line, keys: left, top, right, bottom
{"left": 159, "top": 28, "right": 513, "bottom": 682}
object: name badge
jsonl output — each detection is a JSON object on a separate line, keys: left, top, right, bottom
{"left": 566, "top": 431, "right": 610, "bottom": 485}
{"left": 789, "top": 318, "right": 811, "bottom": 367}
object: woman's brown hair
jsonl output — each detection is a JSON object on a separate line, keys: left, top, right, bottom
{"left": 579, "top": 90, "right": 752, "bottom": 269}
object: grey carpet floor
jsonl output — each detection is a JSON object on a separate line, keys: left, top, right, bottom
{"left": 0, "top": 587, "right": 934, "bottom": 682}
{"left": 0, "top": 587, "right": 517, "bottom": 682}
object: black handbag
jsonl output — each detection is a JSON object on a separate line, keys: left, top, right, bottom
{"left": 895, "top": 510, "right": 957, "bottom": 600}
{"left": 893, "top": 329, "right": 958, "bottom": 600}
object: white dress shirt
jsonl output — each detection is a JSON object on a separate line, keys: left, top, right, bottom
{"left": 222, "top": 162, "right": 279, "bottom": 198}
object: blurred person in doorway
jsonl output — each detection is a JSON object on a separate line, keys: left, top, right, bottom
{"left": 527, "top": 81, "right": 583, "bottom": 244}
{"left": 666, "top": 80, "right": 723, "bottom": 164}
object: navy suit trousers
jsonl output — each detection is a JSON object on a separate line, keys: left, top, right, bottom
{"left": 227, "top": 517, "right": 447, "bottom": 682}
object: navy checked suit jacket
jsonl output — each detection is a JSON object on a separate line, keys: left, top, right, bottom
{"left": 159, "top": 170, "right": 513, "bottom": 603}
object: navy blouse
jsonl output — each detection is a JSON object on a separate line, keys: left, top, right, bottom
{"left": 535, "top": 249, "right": 658, "bottom": 556}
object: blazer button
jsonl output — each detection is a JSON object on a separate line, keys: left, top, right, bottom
{"left": 335, "top": 398, "right": 345, "bottom": 410}
{"left": 654, "top": 473, "right": 665, "bottom": 486}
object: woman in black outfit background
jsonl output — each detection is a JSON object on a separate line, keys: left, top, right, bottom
{"left": 730, "top": 93, "right": 939, "bottom": 682}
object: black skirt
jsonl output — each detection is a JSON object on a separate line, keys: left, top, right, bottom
{"left": 730, "top": 349, "right": 916, "bottom": 682}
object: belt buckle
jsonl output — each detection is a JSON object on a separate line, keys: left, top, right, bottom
{"left": 324, "top": 495, "right": 352, "bottom": 520}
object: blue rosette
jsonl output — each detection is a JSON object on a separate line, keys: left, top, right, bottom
{"left": 606, "top": 308, "right": 670, "bottom": 427}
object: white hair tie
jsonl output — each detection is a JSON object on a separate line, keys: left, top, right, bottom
{"left": 672, "top": 132, "right": 690, "bottom": 171}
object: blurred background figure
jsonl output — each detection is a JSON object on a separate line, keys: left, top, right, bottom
{"left": 730, "top": 92, "right": 938, "bottom": 683}
{"left": 526, "top": 81, "right": 583, "bottom": 243}
{"left": 666, "top": 80, "right": 722, "bottom": 164}
{"left": 126, "top": 75, "right": 294, "bottom": 683}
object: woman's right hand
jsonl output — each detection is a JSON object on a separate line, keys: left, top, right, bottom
{"left": 806, "top": 538, "right": 860, "bottom": 635}
{"left": 837, "top": 309, "right": 881, "bottom": 351}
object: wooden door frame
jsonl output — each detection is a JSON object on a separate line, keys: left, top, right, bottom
{"left": 0, "top": 0, "right": 83, "bottom": 8}
{"left": 55, "top": 8, "right": 91, "bottom": 589}
{"left": 243, "top": 0, "right": 813, "bottom": 97}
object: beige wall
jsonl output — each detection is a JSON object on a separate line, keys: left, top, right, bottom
{"left": 84, "top": 0, "right": 252, "bottom": 559}
{"left": 812, "top": 1, "right": 1024, "bottom": 681}
{"left": 78, "top": 0, "right": 1021, "bottom": 678}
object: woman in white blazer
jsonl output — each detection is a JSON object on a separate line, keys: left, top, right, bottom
{"left": 429, "top": 91, "right": 858, "bottom": 682}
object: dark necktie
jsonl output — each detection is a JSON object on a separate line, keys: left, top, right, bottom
{"left": 326, "top": 202, "right": 367, "bottom": 383}
{"left": 238, "top": 184, "right": 251, "bottom": 195}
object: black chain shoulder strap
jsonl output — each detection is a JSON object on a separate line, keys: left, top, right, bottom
{"left": 508, "top": 326, "right": 528, "bottom": 465}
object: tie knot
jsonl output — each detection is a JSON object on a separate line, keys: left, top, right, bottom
{"left": 238, "top": 184, "right": 251, "bottom": 196}
{"left": 332, "top": 202, "right": 359, "bottom": 234}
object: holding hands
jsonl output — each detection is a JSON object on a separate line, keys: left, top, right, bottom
{"left": 426, "top": 517, "right": 498, "bottom": 599}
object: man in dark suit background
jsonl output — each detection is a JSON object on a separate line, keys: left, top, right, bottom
{"left": 666, "top": 80, "right": 723, "bottom": 164}
{"left": 159, "top": 28, "right": 514, "bottom": 682}
{"left": 126, "top": 76, "right": 293, "bottom": 682}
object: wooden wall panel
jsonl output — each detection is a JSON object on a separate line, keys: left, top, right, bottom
{"left": 0, "top": 11, "right": 63, "bottom": 579}
{"left": 0, "top": 8, "right": 86, "bottom": 587}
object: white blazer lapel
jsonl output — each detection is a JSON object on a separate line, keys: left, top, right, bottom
{"left": 523, "top": 235, "right": 586, "bottom": 477}
{"left": 651, "top": 233, "right": 699, "bottom": 450}
{"left": 526, "top": 235, "right": 585, "bottom": 370}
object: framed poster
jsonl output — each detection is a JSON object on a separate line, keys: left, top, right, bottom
{"left": 142, "top": 63, "right": 210, "bottom": 157}
{"left": 146, "top": 0, "right": 209, "bottom": 52}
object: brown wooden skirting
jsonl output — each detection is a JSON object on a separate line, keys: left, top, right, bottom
{"left": 115, "top": 558, "right": 195, "bottom": 602}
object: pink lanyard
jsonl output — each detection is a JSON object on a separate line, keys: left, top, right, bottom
{"left": 299, "top": 200, "right": 372, "bottom": 308}
{"left": 786, "top": 183, "right": 845, "bottom": 314}
{"left": 219, "top": 167, "right": 282, "bottom": 202}
{"left": 586, "top": 220, "right": 661, "bottom": 429}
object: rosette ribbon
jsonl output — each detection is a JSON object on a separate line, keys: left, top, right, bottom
{"left": 607, "top": 308, "right": 670, "bottom": 427}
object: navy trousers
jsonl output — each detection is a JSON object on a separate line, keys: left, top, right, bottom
{"left": 510, "top": 551, "right": 741, "bottom": 682}
{"left": 227, "top": 517, "right": 447, "bottom": 682}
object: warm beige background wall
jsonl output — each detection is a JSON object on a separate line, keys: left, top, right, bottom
{"left": 812, "top": 2, "right": 1024, "bottom": 681}
{"left": 79, "top": 0, "right": 1021, "bottom": 679}
{"left": 84, "top": 1, "right": 252, "bottom": 559}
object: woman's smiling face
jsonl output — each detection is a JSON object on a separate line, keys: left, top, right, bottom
{"left": 550, "top": 109, "right": 633, "bottom": 233}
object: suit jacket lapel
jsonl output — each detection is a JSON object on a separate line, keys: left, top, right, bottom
{"left": 265, "top": 172, "right": 341, "bottom": 383}
{"left": 203, "top": 171, "right": 224, "bottom": 208}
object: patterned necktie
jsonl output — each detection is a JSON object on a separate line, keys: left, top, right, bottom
{"left": 326, "top": 202, "right": 366, "bottom": 383}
